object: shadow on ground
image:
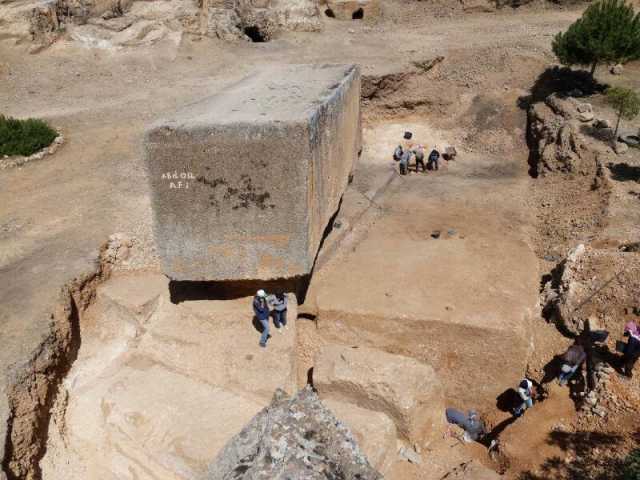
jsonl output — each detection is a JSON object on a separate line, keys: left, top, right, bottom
{"left": 518, "top": 66, "right": 608, "bottom": 109}
{"left": 169, "top": 277, "right": 305, "bottom": 303}
{"left": 579, "top": 124, "right": 614, "bottom": 143}
{"left": 609, "top": 163, "right": 640, "bottom": 183}
{"left": 517, "top": 430, "right": 639, "bottom": 480}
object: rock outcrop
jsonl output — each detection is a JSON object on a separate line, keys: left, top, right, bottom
{"left": 202, "top": 0, "right": 321, "bottom": 41}
{"left": 527, "top": 93, "right": 599, "bottom": 175}
{"left": 206, "top": 387, "right": 383, "bottom": 480}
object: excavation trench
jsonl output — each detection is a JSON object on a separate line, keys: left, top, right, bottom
{"left": 2, "top": 252, "right": 111, "bottom": 480}
{"left": 7, "top": 109, "right": 550, "bottom": 480}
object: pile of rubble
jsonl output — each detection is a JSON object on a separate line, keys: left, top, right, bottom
{"left": 528, "top": 93, "right": 605, "bottom": 175}
{"left": 206, "top": 387, "right": 384, "bottom": 480}
{"left": 542, "top": 243, "right": 640, "bottom": 337}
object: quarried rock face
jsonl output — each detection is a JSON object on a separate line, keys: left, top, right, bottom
{"left": 202, "top": 0, "right": 321, "bottom": 41}
{"left": 313, "top": 345, "right": 445, "bottom": 445}
{"left": 206, "top": 387, "right": 383, "bottom": 480}
{"left": 144, "top": 64, "right": 361, "bottom": 281}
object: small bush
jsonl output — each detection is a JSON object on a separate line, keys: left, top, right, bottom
{"left": 0, "top": 115, "right": 58, "bottom": 157}
{"left": 622, "top": 449, "right": 640, "bottom": 480}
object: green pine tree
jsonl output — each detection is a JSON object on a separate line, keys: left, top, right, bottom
{"left": 552, "top": 0, "right": 640, "bottom": 76}
{"left": 606, "top": 86, "right": 640, "bottom": 142}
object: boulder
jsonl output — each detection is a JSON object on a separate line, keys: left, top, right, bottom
{"left": 578, "top": 111, "right": 594, "bottom": 123}
{"left": 144, "top": 64, "right": 361, "bottom": 281}
{"left": 204, "top": 8, "right": 246, "bottom": 41}
{"left": 610, "top": 64, "right": 624, "bottom": 75}
{"left": 313, "top": 345, "right": 445, "bottom": 445}
{"left": 614, "top": 142, "right": 629, "bottom": 155}
{"left": 206, "top": 387, "right": 383, "bottom": 480}
{"left": 576, "top": 102, "right": 592, "bottom": 114}
{"left": 619, "top": 134, "right": 640, "bottom": 147}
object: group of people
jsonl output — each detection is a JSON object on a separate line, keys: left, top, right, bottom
{"left": 446, "top": 318, "right": 640, "bottom": 447}
{"left": 393, "top": 131, "right": 442, "bottom": 175}
{"left": 252, "top": 289, "right": 288, "bottom": 348}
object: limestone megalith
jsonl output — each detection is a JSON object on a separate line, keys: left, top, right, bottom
{"left": 144, "top": 64, "right": 361, "bottom": 281}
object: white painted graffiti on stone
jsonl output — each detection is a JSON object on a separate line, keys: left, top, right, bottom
{"left": 161, "top": 171, "right": 195, "bottom": 189}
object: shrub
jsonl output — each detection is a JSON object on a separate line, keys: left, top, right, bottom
{"left": 552, "top": 0, "right": 640, "bottom": 76}
{"left": 621, "top": 449, "right": 640, "bottom": 480}
{"left": 0, "top": 115, "right": 58, "bottom": 157}
{"left": 606, "top": 86, "right": 640, "bottom": 140}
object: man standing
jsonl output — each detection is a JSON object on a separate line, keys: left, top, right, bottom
{"left": 271, "top": 292, "right": 288, "bottom": 330}
{"left": 428, "top": 146, "right": 441, "bottom": 171}
{"left": 399, "top": 131, "right": 414, "bottom": 176}
{"left": 623, "top": 321, "right": 640, "bottom": 378}
{"left": 558, "top": 343, "right": 587, "bottom": 386}
{"left": 253, "top": 289, "right": 270, "bottom": 348}
{"left": 414, "top": 144, "right": 426, "bottom": 173}
{"left": 399, "top": 149, "right": 411, "bottom": 175}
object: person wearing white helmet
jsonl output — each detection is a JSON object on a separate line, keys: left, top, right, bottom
{"left": 253, "top": 289, "right": 270, "bottom": 348}
{"left": 513, "top": 379, "right": 534, "bottom": 417}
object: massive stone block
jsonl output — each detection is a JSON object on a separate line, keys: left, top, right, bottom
{"left": 314, "top": 345, "right": 445, "bottom": 445}
{"left": 144, "top": 64, "right": 361, "bottom": 281}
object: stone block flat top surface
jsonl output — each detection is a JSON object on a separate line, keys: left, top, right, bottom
{"left": 149, "top": 64, "right": 358, "bottom": 128}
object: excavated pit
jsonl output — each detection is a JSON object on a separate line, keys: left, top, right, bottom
{"left": 6, "top": 75, "right": 546, "bottom": 478}
{"left": 40, "top": 273, "right": 299, "bottom": 479}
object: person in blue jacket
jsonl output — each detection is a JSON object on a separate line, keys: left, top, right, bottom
{"left": 253, "top": 289, "right": 270, "bottom": 348}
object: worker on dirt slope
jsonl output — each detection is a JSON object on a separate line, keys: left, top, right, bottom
{"left": 428, "top": 146, "right": 441, "bottom": 171}
{"left": 399, "top": 148, "right": 411, "bottom": 175}
{"left": 253, "top": 289, "right": 271, "bottom": 348}
{"left": 398, "top": 131, "right": 414, "bottom": 176}
{"left": 558, "top": 343, "right": 587, "bottom": 386}
{"left": 414, "top": 144, "right": 426, "bottom": 173}
{"left": 445, "top": 408, "right": 487, "bottom": 443}
{"left": 513, "top": 378, "right": 534, "bottom": 417}
{"left": 622, "top": 321, "right": 640, "bottom": 378}
{"left": 269, "top": 292, "right": 288, "bottom": 331}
